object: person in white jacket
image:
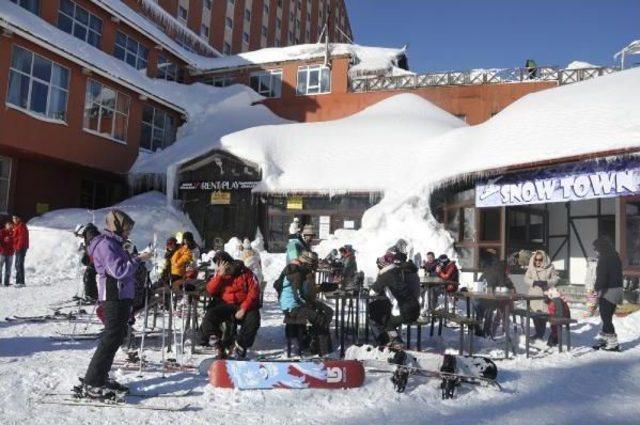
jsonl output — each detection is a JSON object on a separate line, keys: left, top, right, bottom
{"left": 242, "top": 238, "right": 265, "bottom": 303}
{"left": 524, "top": 250, "right": 559, "bottom": 339}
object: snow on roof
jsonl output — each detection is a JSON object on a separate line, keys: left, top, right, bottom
{"left": 91, "top": 0, "right": 219, "bottom": 65}
{"left": 0, "top": 1, "right": 186, "bottom": 113}
{"left": 219, "top": 93, "right": 467, "bottom": 194}
{"left": 192, "top": 43, "right": 407, "bottom": 75}
{"left": 129, "top": 83, "right": 290, "bottom": 195}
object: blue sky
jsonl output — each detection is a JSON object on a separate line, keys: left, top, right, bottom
{"left": 345, "top": 0, "right": 640, "bottom": 72}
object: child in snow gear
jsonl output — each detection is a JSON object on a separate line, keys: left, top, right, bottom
{"left": 12, "top": 214, "right": 28, "bottom": 286}
{"left": 80, "top": 210, "right": 151, "bottom": 399}
{"left": 435, "top": 254, "right": 459, "bottom": 292}
{"left": 0, "top": 220, "right": 13, "bottom": 286}
{"left": 593, "top": 236, "right": 623, "bottom": 351}
{"left": 542, "top": 286, "right": 571, "bottom": 347}
{"left": 76, "top": 223, "right": 100, "bottom": 302}
{"left": 278, "top": 251, "right": 334, "bottom": 355}
{"left": 199, "top": 251, "right": 261, "bottom": 358}
{"left": 369, "top": 251, "right": 420, "bottom": 347}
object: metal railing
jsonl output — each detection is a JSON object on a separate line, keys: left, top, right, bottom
{"left": 350, "top": 66, "right": 618, "bottom": 93}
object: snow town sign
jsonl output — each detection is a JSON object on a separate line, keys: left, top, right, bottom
{"left": 475, "top": 158, "right": 640, "bottom": 208}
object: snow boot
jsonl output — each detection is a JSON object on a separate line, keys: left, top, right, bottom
{"left": 602, "top": 333, "right": 620, "bottom": 351}
{"left": 546, "top": 334, "right": 558, "bottom": 347}
{"left": 105, "top": 377, "right": 129, "bottom": 393}
{"left": 73, "top": 381, "right": 118, "bottom": 401}
{"left": 232, "top": 341, "right": 247, "bottom": 359}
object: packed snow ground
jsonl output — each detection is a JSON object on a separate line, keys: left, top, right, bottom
{"left": 3, "top": 256, "right": 640, "bottom": 424}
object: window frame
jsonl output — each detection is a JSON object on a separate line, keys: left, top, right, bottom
{"left": 113, "top": 31, "right": 149, "bottom": 70}
{"left": 250, "top": 69, "right": 283, "bottom": 98}
{"left": 156, "top": 54, "right": 178, "bottom": 81}
{"left": 139, "top": 105, "right": 176, "bottom": 152}
{"left": 57, "top": 0, "right": 103, "bottom": 49}
{"left": 0, "top": 156, "right": 12, "bottom": 214}
{"left": 296, "top": 64, "right": 331, "bottom": 96}
{"left": 82, "top": 79, "right": 131, "bottom": 143}
{"left": 6, "top": 45, "right": 70, "bottom": 122}
{"left": 9, "top": 0, "right": 40, "bottom": 14}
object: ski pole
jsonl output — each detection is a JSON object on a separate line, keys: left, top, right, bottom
{"left": 138, "top": 274, "right": 151, "bottom": 378}
{"left": 179, "top": 284, "right": 187, "bottom": 363}
{"left": 160, "top": 284, "right": 167, "bottom": 379}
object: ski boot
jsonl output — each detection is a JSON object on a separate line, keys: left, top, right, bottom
{"left": 232, "top": 341, "right": 247, "bottom": 359}
{"left": 391, "top": 366, "right": 410, "bottom": 393}
{"left": 106, "top": 377, "right": 130, "bottom": 394}
{"left": 601, "top": 333, "right": 620, "bottom": 352}
{"left": 592, "top": 332, "right": 610, "bottom": 350}
{"left": 73, "top": 379, "right": 119, "bottom": 402}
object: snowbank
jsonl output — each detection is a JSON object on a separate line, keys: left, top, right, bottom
{"left": 26, "top": 192, "right": 199, "bottom": 279}
{"left": 566, "top": 60, "right": 599, "bottom": 69}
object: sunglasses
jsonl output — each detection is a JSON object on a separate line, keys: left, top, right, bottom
{"left": 534, "top": 258, "right": 543, "bottom": 262}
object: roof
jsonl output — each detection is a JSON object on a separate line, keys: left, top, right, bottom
{"left": 191, "top": 43, "right": 408, "bottom": 75}
{"left": 0, "top": 1, "right": 186, "bottom": 113}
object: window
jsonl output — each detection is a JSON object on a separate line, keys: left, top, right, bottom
{"left": 250, "top": 69, "right": 282, "bottom": 98}
{"left": 262, "top": 26, "right": 268, "bottom": 37}
{"left": 223, "top": 42, "right": 231, "bottom": 55}
{"left": 156, "top": 55, "right": 178, "bottom": 81}
{"left": 9, "top": 0, "right": 39, "bottom": 14}
{"left": 297, "top": 65, "right": 330, "bottom": 95}
{"left": 80, "top": 179, "right": 111, "bottom": 209}
{"left": 178, "top": 5, "right": 188, "bottom": 23}
{"left": 83, "top": 79, "right": 130, "bottom": 142}
{"left": 245, "top": 9, "right": 251, "bottom": 22}
{"left": 201, "top": 24, "right": 210, "bottom": 39}
{"left": 207, "top": 75, "right": 234, "bottom": 87}
{"left": 57, "top": 0, "right": 102, "bottom": 48}
{"left": 242, "top": 32, "right": 250, "bottom": 44}
{"left": 7, "top": 46, "right": 69, "bottom": 121}
{"left": 113, "top": 32, "right": 148, "bottom": 70}
{"left": 0, "top": 156, "right": 12, "bottom": 213}
{"left": 625, "top": 201, "right": 640, "bottom": 266}
{"left": 225, "top": 17, "right": 233, "bottom": 29}
{"left": 140, "top": 106, "right": 176, "bottom": 152}
{"left": 479, "top": 208, "right": 501, "bottom": 241}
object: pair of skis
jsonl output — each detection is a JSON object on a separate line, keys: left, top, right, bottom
{"left": 5, "top": 311, "right": 86, "bottom": 323}
{"left": 40, "top": 389, "right": 193, "bottom": 412}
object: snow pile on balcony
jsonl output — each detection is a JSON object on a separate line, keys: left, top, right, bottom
{"left": 566, "top": 60, "right": 599, "bottom": 69}
{"left": 26, "top": 191, "right": 199, "bottom": 279}
{"left": 129, "top": 83, "right": 290, "bottom": 195}
{"left": 193, "top": 43, "right": 408, "bottom": 76}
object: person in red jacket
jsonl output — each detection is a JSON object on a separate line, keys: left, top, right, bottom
{"left": 12, "top": 215, "right": 28, "bottom": 287}
{"left": 0, "top": 221, "right": 14, "bottom": 286}
{"left": 199, "top": 251, "right": 261, "bottom": 359}
{"left": 435, "top": 254, "right": 459, "bottom": 292}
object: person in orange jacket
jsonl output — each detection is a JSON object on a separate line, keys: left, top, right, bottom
{"left": 170, "top": 232, "right": 196, "bottom": 281}
{"left": 12, "top": 215, "right": 28, "bottom": 287}
{"left": 199, "top": 251, "right": 261, "bottom": 359}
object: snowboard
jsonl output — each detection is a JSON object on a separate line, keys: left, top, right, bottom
{"left": 209, "top": 359, "right": 365, "bottom": 390}
{"left": 345, "top": 344, "right": 498, "bottom": 381}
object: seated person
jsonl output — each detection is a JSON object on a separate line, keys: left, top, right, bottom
{"left": 474, "top": 260, "right": 515, "bottom": 337}
{"left": 535, "top": 283, "right": 571, "bottom": 347}
{"left": 199, "top": 251, "right": 261, "bottom": 359}
{"left": 368, "top": 252, "right": 420, "bottom": 347}
{"left": 278, "top": 251, "right": 333, "bottom": 355}
{"left": 422, "top": 251, "right": 438, "bottom": 277}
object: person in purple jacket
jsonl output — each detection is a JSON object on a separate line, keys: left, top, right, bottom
{"left": 76, "top": 209, "right": 150, "bottom": 400}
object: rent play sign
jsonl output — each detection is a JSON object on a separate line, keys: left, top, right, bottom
{"left": 475, "top": 157, "right": 640, "bottom": 207}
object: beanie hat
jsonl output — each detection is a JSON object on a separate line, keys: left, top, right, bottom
{"left": 105, "top": 209, "right": 134, "bottom": 236}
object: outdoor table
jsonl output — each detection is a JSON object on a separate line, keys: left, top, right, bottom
{"left": 325, "top": 290, "right": 386, "bottom": 357}
{"left": 454, "top": 291, "right": 545, "bottom": 359}
{"left": 419, "top": 276, "right": 452, "bottom": 314}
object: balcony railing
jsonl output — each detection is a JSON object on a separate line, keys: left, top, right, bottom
{"left": 350, "top": 66, "right": 618, "bottom": 93}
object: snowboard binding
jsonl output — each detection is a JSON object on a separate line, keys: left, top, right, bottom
{"left": 440, "top": 354, "right": 460, "bottom": 399}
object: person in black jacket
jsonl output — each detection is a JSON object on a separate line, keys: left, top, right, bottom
{"left": 75, "top": 223, "right": 100, "bottom": 303}
{"left": 368, "top": 252, "right": 420, "bottom": 347}
{"left": 474, "top": 260, "right": 515, "bottom": 338}
{"left": 593, "top": 236, "right": 623, "bottom": 351}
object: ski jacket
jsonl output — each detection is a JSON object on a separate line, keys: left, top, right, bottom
{"left": 243, "top": 249, "right": 264, "bottom": 284}
{"left": 170, "top": 244, "right": 193, "bottom": 277}
{"left": 422, "top": 260, "right": 438, "bottom": 277}
{"left": 436, "top": 261, "right": 459, "bottom": 283}
{"left": 279, "top": 262, "right": 315, "bottom": 312}
{"left": 0, "top": 228, "right": 14, "bottom": 256}
{"left": 371, "top": 264, "right": 420, "bottom": 311}
{"left": 285, "top": 235, "right": 308, "bottom": 264}
{"left": 87, "top": 230, "right": 140, "bottom": 301}
{"left": 206, "top": 262, "right": 260, "bottom": 311}
{"left": 398, "top": 261, "right": 421, "bottom": 299}
{"left": 594, "top": 249, "right": 623, "bottom": 293}
{"left": 12, "top": 222, "right": 29, "bottom": 251}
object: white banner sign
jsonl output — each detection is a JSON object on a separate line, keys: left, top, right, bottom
{"left": 476, "top": 163, "right": 640, "bottom": 208}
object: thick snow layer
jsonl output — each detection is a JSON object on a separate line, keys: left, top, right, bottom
{"left": 0, "top": 1, "right": 186, "bottom": 112}
{"left": 26, "top": 192, "right": 200, "bottom": 279}
{"left": 129, "top": 83, "right": 290, "bottom": 196}
{"left": 192, "top": 43, "right": 407, "bottom": 75}
{"left": 566, "top": 60, "right": 599, "bottom": 69}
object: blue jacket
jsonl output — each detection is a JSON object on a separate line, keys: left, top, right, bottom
{"left": 278, "top": 263, "right": 313, "bottom": 311}
{"left": 285, "top": 235, "right": 308, "bottom": 264}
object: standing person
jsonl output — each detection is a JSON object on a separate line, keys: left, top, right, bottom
{"left": 12, "top": 215, "right": 28, "bottom": 287}
{"left": 524, "top": 250, "right": 559, "bottom": 340}
{"left": 339, "top": 245, "right": 358, "bottom": 288}
{"left": 593, "top": 236, "right": 623, "bottom": 351}
{"left": 170, "top": 233, "right": 194, "bottom": 282}
{"left": 277, "top": 251, "right": 333, "bottom": 355}
{"left": 368, "top": 252, "right": 420, "bottom": 347}
{"left": 199, "top": 251, "right": 261, "bottom": 359}
{"left": 78, "top": 210, "right": 151, "bottom": 399}
{"left": 160, "top": 237, "right": 178, "bottom": 284}
{"left": 285, "top": 218, "right": 305, "bottom": 264}
{"left": 75, "top": 223, "right": 101, "bottom": 302}
{"left": 0, "top": 221, "right": 14, "bottom": 286}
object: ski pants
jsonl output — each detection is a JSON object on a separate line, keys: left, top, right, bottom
{"left": 83, "top": 266, "right": 98, "bottom": 301}
{"left": 0, "top": 254, "right": 12, "bottom": 285}
{"left": 84, "top": 299, "right": 132, "bottom": 387}
{"left": 289, "top": 301, "right": 334, "bottom": 336}
{"left": 14, "top": 249, "right": 26, "bottom": 285}
{"left": 200, "top": 299, "right": 260, "bottom": 349}
{"left": 599, "top": 297, "right": 616, "bottom": 335}
{"left": 369, "top": 298, "right": 420, "bottom": 334}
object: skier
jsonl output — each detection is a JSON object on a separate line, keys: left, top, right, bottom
{"left": 78, "top": 210, "right": 151, "bottom": 399}
{"left": 339, "top": 245, "right": 358, "bottom": 289}
{"left": 199, "top": 251, "right": 261, "bottom": 359}
{"left": 0, "top": 220, "right": 14, "bottom": 286}
{"left": 524, "top": 250, "right": 559, "bottom": 340}
{"left": 592, "top": 236, "right": 623, "bottom": 351}
{"left": 12, "top": 214, "right": 29, "bottom": 287}
{"left": 368, "top": 252, "right": 420, "bottom": 347}
{"left": 278, "top": 251, "right": 333, "bottom": 355}
{"left": 75, "top": 223, "right": 101, "bottom": 303}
